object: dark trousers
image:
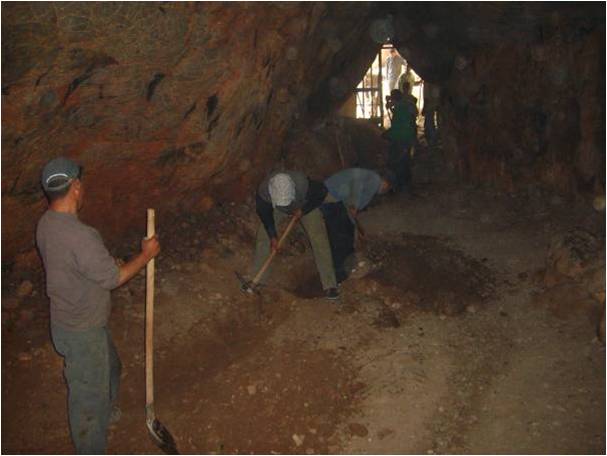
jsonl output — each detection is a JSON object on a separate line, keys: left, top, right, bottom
{"left": 51, "top": 325, "right": 122, "bottom": 454}
{"left": 320, "top": 202, "right": 355, "bottom": 284}
{"left": 388, "top": 140, "right": 412, "bottom": 192}
{"left": 424, "top": 109, "right": 437, "bottom": 145}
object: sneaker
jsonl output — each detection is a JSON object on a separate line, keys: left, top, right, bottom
{"left": 325, "top": 288, "right": 339, "bottom": 300}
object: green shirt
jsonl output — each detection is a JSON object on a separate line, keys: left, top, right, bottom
{"left": 387, "top": 99, "right": 417, "bottom": 143}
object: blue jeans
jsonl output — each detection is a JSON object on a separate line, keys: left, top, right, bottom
{"left": 51, "top": 325, "right": 121, "bottom": 454}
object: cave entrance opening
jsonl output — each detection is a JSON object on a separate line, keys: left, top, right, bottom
{"left": 340, "top": 45, "right": 425, "bottom": 130}
{"left": 353, "top": 50, "right": 384, "bottom": 128}
{"left": 379, "top": 44, "right": 424, "bottom": 129}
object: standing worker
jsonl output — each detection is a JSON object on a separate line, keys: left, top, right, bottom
{"left": 383, "top": 88, "right": 418, "bottom": 193}
{"left": 251, "top": 170, "right": 339, "bottom": 300}
{"left": 36, "top": 157, "right": 160, "bottom": 454}
{"left": 385, "top": 48, "right": 405, "bottom": 92}
{"left": 322, "top": 168, "right": 392, "bottom": 283}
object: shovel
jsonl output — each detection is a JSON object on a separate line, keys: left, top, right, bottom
{"left": 236, "top": 214, "right": 299, "bottom": 294}
{"left": 145, "top": 209, "right": 179, "bottom": 454}
{"left": 353, "top": 216, "right": 366, "bottom": 244}
{"left": 348, "top": 207, "right": 366, "bottom": 245}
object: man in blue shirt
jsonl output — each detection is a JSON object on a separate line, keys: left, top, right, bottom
{"left": 325, "top": 168, "right": 391, "bottom": 217}
{"left": 322, "top": 168, "right": 392, "bottom": 283}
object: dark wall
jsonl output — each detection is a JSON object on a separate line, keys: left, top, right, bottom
{"left": 388, "top": 3, "right": 605, "bottom": 194}
{"left": 1, "top": 2, "right": 604, "bottom": 267}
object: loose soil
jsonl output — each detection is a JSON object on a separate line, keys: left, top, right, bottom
{"left": 2, "top": 145, "right": 605, "bottom": 454}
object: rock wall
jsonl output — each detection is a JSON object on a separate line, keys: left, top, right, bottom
{"left": 389, "top": 3, "right": 605, "bottom": 196}
{"left": 281, "top": 117, "right": 387, "bottom": 181}
{"left": 440, "top": 16, "right": 605, "bottom": 195}
{"left": 2, "top": 3, "right": 604, "bottom": 270}
{"left": 1, "top": 2, "right": 378, "bottom": 263}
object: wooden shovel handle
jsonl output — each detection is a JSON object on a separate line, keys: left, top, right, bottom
{"left": 145, "top": 209, "right": 155, "bottom": 408}
{"left": 251, "top": 214, "right": 299, "bottom": 286}
{"left": 354, "top": 217, "right": 366, "bottom": 240}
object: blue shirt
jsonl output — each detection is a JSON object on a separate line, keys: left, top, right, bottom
{"left": 325, "top": 168, "right": 382, "bottom": 211}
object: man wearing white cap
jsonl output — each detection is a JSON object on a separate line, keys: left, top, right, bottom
{"left": 253, "top": 170, "right": 339, "bottom": 299}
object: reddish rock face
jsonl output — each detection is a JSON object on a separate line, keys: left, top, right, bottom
{"left": 2, "top": 3, "right": 604, "bottom": 267}
{"left": 1, "top": 2, "right": 377, "bottom": 261}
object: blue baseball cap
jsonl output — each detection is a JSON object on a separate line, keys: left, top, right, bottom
{"left": 41, "top": 157, "right": 82, "bottom": 192}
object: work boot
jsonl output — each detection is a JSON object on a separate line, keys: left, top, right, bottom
{"left": 325, "top": 288, "right": 339, "bottom": 300}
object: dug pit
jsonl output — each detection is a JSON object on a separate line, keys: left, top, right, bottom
{"left": 283, "top": 234, "right": 496, "bottom": 318}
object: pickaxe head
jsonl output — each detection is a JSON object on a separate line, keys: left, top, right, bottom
{"left": 235, "top": 271, "right": 260, "bottom": 295}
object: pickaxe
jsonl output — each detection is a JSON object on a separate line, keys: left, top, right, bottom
{"left": 236, "top": 214, "right": 299, "bottom": 295}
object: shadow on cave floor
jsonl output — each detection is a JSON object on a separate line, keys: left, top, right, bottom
{"left": 2, "top": 145, "right": 605, "bottom": 454}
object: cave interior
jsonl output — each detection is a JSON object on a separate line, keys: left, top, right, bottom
{"left": 1, "top": 2, "right": 606, "bottom": 454}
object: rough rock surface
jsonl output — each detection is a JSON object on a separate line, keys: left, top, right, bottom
{"left": 538, "top": 228, "right": 605, "bottom": 328}
{"left": 545, "top": 229, "right": 603, "bottom": 285}
{"left": 388, "top": 3, "right": 605, "bottom": 196}
{"left": 282, "top": 117, "right": 386, "bottom": 180}
{"left": 2, "top": 3, "right": 604, "bottom": 270}
{"left": 2, "top": 2, "right": 377, "bottom": 261}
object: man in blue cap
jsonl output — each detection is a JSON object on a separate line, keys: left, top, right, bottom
{"left": 36, "top": 157, "right": 160, "bottom": 454}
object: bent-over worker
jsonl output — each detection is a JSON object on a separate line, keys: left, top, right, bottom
{"left": 322, "top": 168, "right": 392, "bottom": 283}
{"left": 252, "top": 170, "right": 339, "bottom": 300}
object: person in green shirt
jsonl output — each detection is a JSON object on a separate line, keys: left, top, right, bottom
{"left": 383, "top": 88, "right": 418, "bottom": 192}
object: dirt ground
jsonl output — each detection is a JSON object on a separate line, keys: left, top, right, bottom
{"left": 2, "top": 145, "right": 605, "bottom": 454}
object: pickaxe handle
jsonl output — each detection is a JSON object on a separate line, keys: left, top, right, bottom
{"left": 250, "top": 214, "right": 299, "bottom": 287}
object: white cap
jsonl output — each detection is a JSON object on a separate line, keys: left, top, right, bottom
{"left": 268, "top": 173, "right": 296, "bottom": 208}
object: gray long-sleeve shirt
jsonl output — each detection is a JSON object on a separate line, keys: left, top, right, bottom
{"left": 36, "top": 210, "right": 119, "bottom": 330}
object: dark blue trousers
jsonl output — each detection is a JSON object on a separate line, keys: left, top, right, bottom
{"left": 320, "top": 201, "right": 355, "bottom": 283}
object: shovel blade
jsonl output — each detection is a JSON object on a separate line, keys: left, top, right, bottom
{"left": 147, "top": 418, "right": 179, "bottom": 455}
